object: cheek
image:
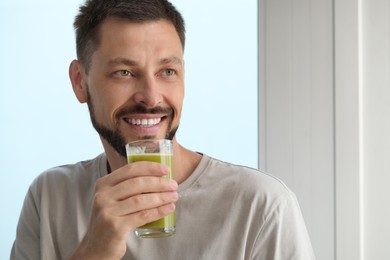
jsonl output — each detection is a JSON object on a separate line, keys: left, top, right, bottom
{"left": 172, "top": 90, "right": 184, "bottom": 120}
{"left": 89, "top": 88, "right": 128, "bottom": 123}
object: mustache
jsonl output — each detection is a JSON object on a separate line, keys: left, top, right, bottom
{"left": 115, "top": 105, "right": 173, "bottom": 119}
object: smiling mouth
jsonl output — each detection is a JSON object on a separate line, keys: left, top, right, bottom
{"left": 124, "top": 117, "right": 163, "bottom": 127}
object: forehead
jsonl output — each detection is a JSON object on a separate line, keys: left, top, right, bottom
{"left": 97, "top": 17, "right": 182, "bottom": 52}
{"left": 87, "top": 17, "right": 184, "bottom": 70}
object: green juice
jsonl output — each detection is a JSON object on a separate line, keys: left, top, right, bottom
{"left": 128, "top": 154, "right": 175, "bottom": 237}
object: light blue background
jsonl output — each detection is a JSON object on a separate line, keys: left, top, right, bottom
{"left": 0, "top": 1, "right": 257, "bottom": 257}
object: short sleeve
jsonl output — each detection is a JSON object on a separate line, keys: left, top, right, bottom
{"left": 250, "top": 192, "right": 316, "bottom": 260}
{"left": 10, "top": 185, "right": 41, "bottom": 260}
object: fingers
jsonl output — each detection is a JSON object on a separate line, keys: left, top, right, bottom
{"left": 94, "top": 178, "right": 178, "bottom": 219}
{"left": 72, "top": 161, "right": 177, "bottom": 259}
{"left": 129, "top": 202, "right": 176, "bottom": 228}
{"left": 110, "top": 177, "right": 178, "bottom": 201}
{"left": 114, "top": 191, "right": 179, "bottom": 216}
{"left": 96, "top": 161, "right": 170, "bottom": 191}
{"left": 91, "top": 160, "right": 178, "bottom": 224}
{"left": 91, "top": 192, "right": 177, "bottom": 230}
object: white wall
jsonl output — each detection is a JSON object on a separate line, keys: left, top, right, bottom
{"left": 0, "top": 1, "right": 258, "bottom": 259}
{"left": 361, "top": 0, "right": 390, "bottom": 259}
{"left": 259, "top": 0, "right": 335, "bottom": 259}
{"left": 261, "top": 0, "right": 390, "bottom": 259}
{"left": 334, "top": 0, "right": 363, "bottom": 259}
{"left": 334, "top": 0, "right": 390, "bottom": 259}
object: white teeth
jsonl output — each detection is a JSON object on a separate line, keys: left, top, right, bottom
{"left": 129, "top": 118, "right": 161, "bottom": 127}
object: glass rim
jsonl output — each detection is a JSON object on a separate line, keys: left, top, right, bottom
{"left": 125, "top": 139, "right": 172, "bottom": 148}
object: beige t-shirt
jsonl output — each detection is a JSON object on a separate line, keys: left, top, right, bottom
{"left": 11, "top": 153, "right": 315, "bottom": 259}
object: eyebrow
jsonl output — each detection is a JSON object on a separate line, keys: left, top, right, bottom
{"left": 158, "top": 56, "right": 183, "bottom": 66}
{"left": 106, "top": 56, "right": 183, "bottom": 68}
{"left": 107, "top": 57, "right": 137, "bottom": 67}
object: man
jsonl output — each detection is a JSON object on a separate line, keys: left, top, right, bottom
{"left": 11, "top": 0, "right": 315, "bottom": 259}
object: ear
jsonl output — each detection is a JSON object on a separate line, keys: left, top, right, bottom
{"left": 69, "top": 60, "right": 88, "bottom": 103}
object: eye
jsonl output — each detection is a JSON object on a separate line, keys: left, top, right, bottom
{"left": 114, "top": 70, "right": 133, "bottom": 77}
{"left": 161, "top": 69, "right": 176, "bottom": 76}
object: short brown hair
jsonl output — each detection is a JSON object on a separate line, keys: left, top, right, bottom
{"left": 73, "top": 0, "right": 186, "bottom": 72}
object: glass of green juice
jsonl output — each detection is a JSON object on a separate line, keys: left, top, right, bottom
{"left": 125, "top": 139, "right": 175, "bottom": 238}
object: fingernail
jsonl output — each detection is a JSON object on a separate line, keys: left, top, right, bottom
{"left": 162, "top": 166, "right": 170, "bottom": 174}
{"left": 170, "top": 180, "right": 178, "bottom": 189}
{"left": 170, "top": 192, "right": 179, "bottom": 200}
{"left": 165, "top": 203, "right": 175, "bottom": 212}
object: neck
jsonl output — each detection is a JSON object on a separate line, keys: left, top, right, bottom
{"left": 100, "top": 137, "right": 128, "bottom": 173}
{"left": 101, "top": 137, "right": 202, "bottom": 184}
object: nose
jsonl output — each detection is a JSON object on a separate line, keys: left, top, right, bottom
{"left": 133, "top": 77, "right": 163, "bottom": 108}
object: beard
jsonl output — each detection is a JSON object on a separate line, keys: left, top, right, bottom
{"left": 86, "top": 88, "right": 179, "bottom": 158}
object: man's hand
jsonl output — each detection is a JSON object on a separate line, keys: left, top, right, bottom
{"left": 68, "top": 161, "right": 178, "bottom": 259}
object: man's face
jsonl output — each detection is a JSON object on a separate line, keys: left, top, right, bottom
{"left": 83, "top": 18, "right": 184, "bottom": 157}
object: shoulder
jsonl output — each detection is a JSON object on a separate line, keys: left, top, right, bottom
{"left": 200, "top": 156, "right": 306, "bottom": 228}
{"left": 30, "top": 153, "right": 107, "bottom": 194}
{"left": 201, "top": 156, "right": 301, "bottom": 217}
{"left": 207, "top": 156, "right": 293, "bottom": 197}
